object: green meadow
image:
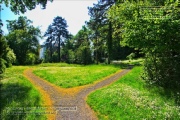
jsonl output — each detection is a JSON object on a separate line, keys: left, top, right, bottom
{"left": 33, "top": 63, "right": 121, "bottom": 88}
{"left": 1, "top": 62, "right": 180, "bottom": 119}
{"left": 87, "top": 66, "right": 180, "bottom": 119}
{"left": 0, "top": 66, "right": 47, "bottom": 120}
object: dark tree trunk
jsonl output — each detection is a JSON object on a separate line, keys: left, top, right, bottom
{"left": 58, "top": 35, "right": 61, "bottom": 62}
{"left": 96, "top": 35, "right": 98, "bottom": 64}
{"left": 107, "top": 21, "right": 112, "bottom": 64}
{"left": 50, "top": 40, "right": 53, "bottom": 62}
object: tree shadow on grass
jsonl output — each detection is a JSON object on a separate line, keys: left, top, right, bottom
{"left": 0, "top": 83, "right": 42, "bottom": 120}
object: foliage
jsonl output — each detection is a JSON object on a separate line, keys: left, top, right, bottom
{"left": 87, "top": 0, "right": 136, "bottom": 64}
{"left": 67, "top": 50, "right": 75, "bottom": 64}
{"left": 43, "top": 25, "right": 54, "bottom": 62}
{"left": 75, "top": 45, "right": 92, "bottom": 65}
{"left": 108, "top": 1, "right": 180, "bottom": 95}
{"left": 33, "top": 64, "right": 120, "bottom": 88}
{"left": 6, "top": 16, "right": 41, "bottom": 65}
{"left": 87, "top": 67, "right": 180, "bottom": 119}
{"left": 0, "top": 37, "right": 8, "bottom": 74}
{"left": 6, "top": 16, "right": 33, "bottom": 32}
{"left": 1, "top": 0, "right": 53, "bottom": 14}
{"left": 73, "top": 26, "right": 92, "bottom": 65}
{"left": 3, "top": 47, "right": 16, "bottom": 67}
{"left": 0, "top": 58, "right": 6, "bottom": 75}
{"left": 0, "top": 36, "right": 16, "bottom": 75}
{"left": 88, "top": 0, "right": 115, "bottom": 64}
{"left": 44, "top": 16, "right": 69, "bottom": 62}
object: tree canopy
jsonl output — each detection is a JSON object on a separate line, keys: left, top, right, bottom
{"left": 44, "top": 16, "right": 69, "bottom": 62}
{"left": 6, "top": 16, "right": 41, "bottom": 65}
{"left": 1, "top": 0, "right": 53, "bottom": 14}
{"left": 108, "top": 0, "right": 180, "bottom": 93}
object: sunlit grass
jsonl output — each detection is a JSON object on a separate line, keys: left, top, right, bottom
{"left": 87, "top": 67, "right": 180, "bottom": 119}
{"left": 33, "top": 64, "right": 121, "bottom": 88}
{"left": 0, "top": 66, "right": 47, "bottom": 120}
{"left": 37, "top": 62, "right": 81, "bottom": 67}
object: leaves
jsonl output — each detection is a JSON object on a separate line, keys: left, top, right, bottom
{"left": 108, "top": 1, "right": 180, "bottom": 92}
{"left": 2, "top": 0, "right": 53, "bottom": 14}
{"left": 6, "top": 17, "right": 41, "bottom": 65}
{"left": 44, "top": 16, "right": 69, "bottom": 62}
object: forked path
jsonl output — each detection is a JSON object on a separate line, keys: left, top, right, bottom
{"left": 24, "top": 68, "right": 131, "bottom": 120}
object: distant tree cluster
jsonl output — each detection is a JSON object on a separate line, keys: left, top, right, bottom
{"left": 43, "top": 17, "right": 93, "bottom": 65}
{"left": 5, "top": 16, "right": 42, "bottom": 65}
{"left": 43, "top": 0, "right": 136, "bottom": 65}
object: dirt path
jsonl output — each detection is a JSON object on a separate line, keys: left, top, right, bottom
{"left": 24, "top": 68, "right": 131, "bottom": 120}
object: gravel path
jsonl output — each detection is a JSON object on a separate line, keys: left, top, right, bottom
{"left": 24, "top": 68, "right": 131, "bottom": 120}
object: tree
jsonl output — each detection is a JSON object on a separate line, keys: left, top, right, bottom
{"left": 73, "top": 26, "right": 92, "bottom": 65}
{"left": 88, "top": 0, "right": 116, "bottom": 64}
{"left": 0, "top": 37, "right": 8, "bottom": 75}
{"left": 0, "top": 11, "right": 16, "bottom": 76}
{"left": 108, "top": 1, "right": 180, "bottom": 96}
{"left": 6, "top": 16, "right": 41, "bottom": 65}
{"left": 1, "top": 0, "right": 53, "bottom": 14}
{"left": 44, "top": 25, "right": 55, "bottom": 62}
{"left": 6, "top": 16, "right": 33, "bottom": 32}
{"left": 60, "top": 34, "right": 75, "bottom": 63}
{"left": 51, "top": 16, "right": 69, "bottom": 62}
{"left": 0, "top": 36, "right": 16, "bottom": 76}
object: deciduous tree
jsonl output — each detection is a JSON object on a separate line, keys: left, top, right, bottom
{"left": 1, "top": 0, "right": 53, "bottom": 14}
{"left": 6, "top": 16, "right": 41, "bottom": 65}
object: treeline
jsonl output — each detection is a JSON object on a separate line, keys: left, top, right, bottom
{"left": 43, "top": 0, "right": 139, "bottom": 64}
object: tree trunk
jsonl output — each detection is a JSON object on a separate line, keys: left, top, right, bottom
{"left": 107, "top": 21, "right": 112, "bottom": 64}
{"left": 96, "top": 35, "right": 98, "bottom": 64}
{"left": 58, "top": 35, "right": 61, "bottom": 62}
{"left": 50, "top": 40, "right": 52, "bottom": 62}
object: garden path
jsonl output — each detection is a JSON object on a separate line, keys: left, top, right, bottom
{"left": 24, "top": 68, "right": 131, "bottom": 120}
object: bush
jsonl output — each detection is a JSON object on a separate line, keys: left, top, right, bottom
{"left": 0, "top": 58, "right": 6, "bottom": 75}
{"left": 0, "top": 36, "right": 16, "bottom": 75}
{"left": 4, "top": 48, "right": 16, "bottom": 67}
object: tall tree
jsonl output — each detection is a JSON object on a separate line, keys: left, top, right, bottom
{"left": 51, "top": 16, "right": 69, "bottom": 62}
{"left": 44, "top": 24, "right": 55, "bottom": 62}
{"left": 88, "top": 0, "right": 116, "bottom": 64}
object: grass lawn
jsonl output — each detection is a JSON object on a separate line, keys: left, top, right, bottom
{"left": 0, "top": 66, "right": 47, "bottom": 120}
{"left": 33, "top": 63, "right": 121, "bottom": 88}
{"left": 87, "top": 67, "right": 180, "bottom": 119}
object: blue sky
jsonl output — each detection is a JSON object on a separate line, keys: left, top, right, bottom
{"left": 1, "top": 0, "right": 97, "bottom": 43}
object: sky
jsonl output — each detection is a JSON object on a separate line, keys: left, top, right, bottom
{"left": 1, "top": 0, "right": 97, "bottom": 44}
